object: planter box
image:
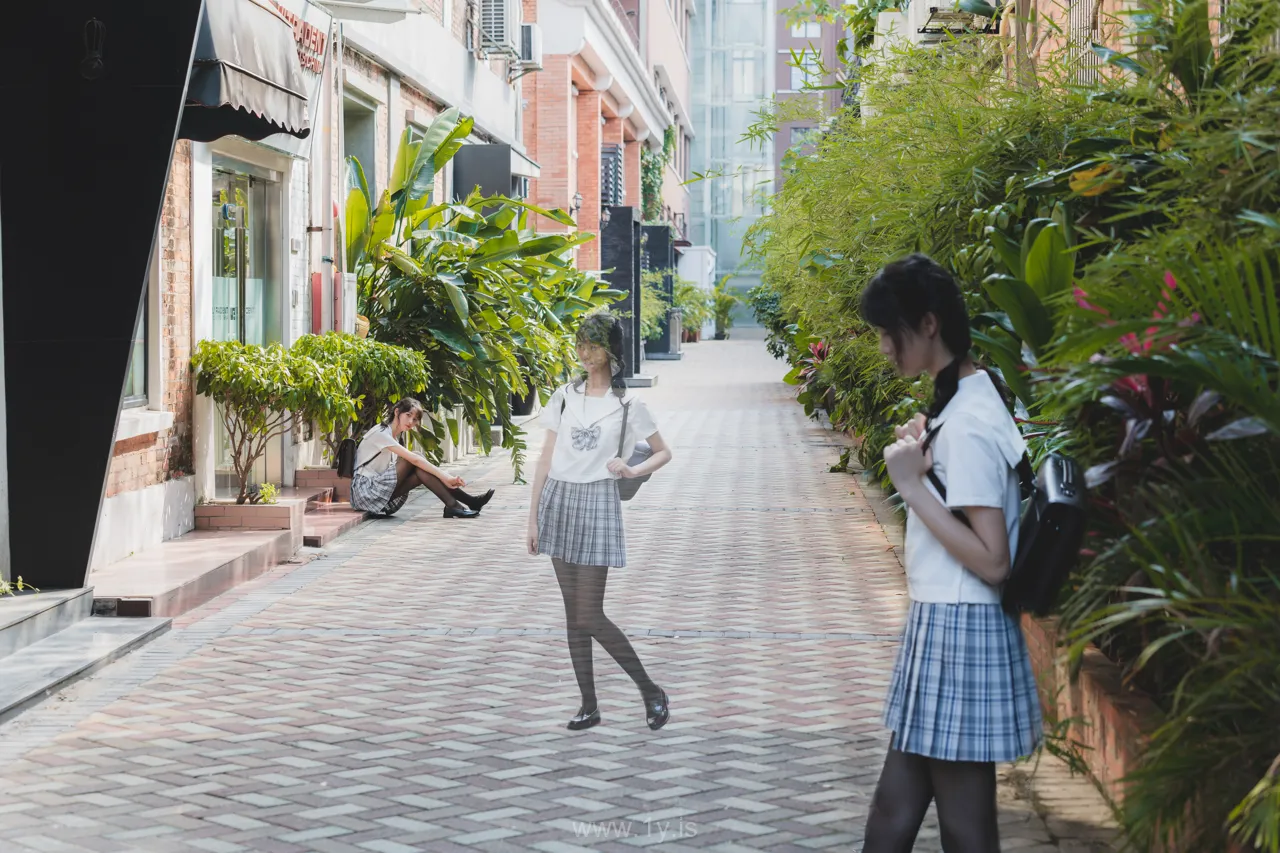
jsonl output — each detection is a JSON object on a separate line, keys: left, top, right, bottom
{"left": 296, "top": 467, "right": 351, "bottom": 502}
{"left": 195, "top": 501, "right": 303, "bottom": 531}
{"left": 195, "top": 499, "right": 307, "bottom": 554}
{"left": 1023, "top": 615, "right": 1161, "bottom": 809}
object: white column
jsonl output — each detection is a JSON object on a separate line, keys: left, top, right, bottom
{"left": 191, "top": 143, "right": 216, "bottom": 503}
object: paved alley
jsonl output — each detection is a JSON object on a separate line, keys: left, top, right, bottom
{"left": 0, "top": 331, "right": 1116, "bottom": 852}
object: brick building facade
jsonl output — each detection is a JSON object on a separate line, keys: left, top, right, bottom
{"left": 91, "top": 0, "right": 533, "bottom": 573}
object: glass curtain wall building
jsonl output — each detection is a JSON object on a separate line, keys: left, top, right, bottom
{"left": 690, "top": 0, "right": 775, "bottom": 303}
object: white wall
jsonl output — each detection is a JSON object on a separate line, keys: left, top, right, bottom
{"left": 90, "top": 477, "right": 196, "bottom": 571}
{"left": 677, "top": 245, "right": 717, "bottom": 337}
{"left": 343, "top": 15, "right": 523, "bottom": 147}
{"left": 191, "top": 143, "right": 216, "bottom": 503}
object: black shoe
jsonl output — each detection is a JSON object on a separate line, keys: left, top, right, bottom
{"left": 451, "top": 487, "right": 495, "bottom": 512}
{"left": 567, "top": 707, "right": 601, "bottom": 731}
{"left": 645, "top": 689, "right": 670, "bottom": 731}
{"left": 443, "top": 505, "right": 480, "bottom": 519}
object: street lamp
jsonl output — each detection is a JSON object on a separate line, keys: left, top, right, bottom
{"left": 600, "top": 206, "right": 612, "bottom": 229}
{"left": 571, "top": 191, "right": 583, "bottom": 216}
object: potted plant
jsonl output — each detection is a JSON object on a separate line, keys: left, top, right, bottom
{"left": 675, "top": 277, "right": 710, "bottom": 343}
{"left": 192, "top": 339, "right": 356, "bottom": 504}
{"left": 712, "top": 277, "right": 739, "bottom": 340}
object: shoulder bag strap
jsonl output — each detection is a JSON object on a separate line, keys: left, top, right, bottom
{"left": 921, "top": 423, "right": 972, "bottom": 529}
{"left": 353, "top": 426, "right": 386, "bottom": 474}
{"left": 618, "top": 399, "right": 631, "bottom": 458}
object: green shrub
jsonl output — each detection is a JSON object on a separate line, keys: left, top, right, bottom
{"left": 290, "top": 333, "right": 429, "bottom": 460}
{"left": 346, "top": 108, "right": 624, "bottom": 479}
{"left": 751, "top": 1, "right": 1280, "bottom": 846}
{"left": 640, "top": 270, "right": 669, "bottom": 341}
{"left": 192, "top": 340, "right": 355, "bottom": 504}
{"left": 674, "top": 277, "right": 712, "bottom": 332}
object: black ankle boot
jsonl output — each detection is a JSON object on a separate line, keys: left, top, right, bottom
{"left": 450, "top": 487, "right": 494, "bottom": 512}
{"left": 443, "top": 504, "right": 480, "bottom": 519}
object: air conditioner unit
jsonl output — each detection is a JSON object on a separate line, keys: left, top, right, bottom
{"left": 520, "top": 23, "right": 544, "bottom": 69}
{"left": 479, "top": 0, "right": 521, "bottom": 55}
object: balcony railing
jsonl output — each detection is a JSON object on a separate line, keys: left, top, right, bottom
{"left": 607, "top": 0, "right": 642, "bottom": 53}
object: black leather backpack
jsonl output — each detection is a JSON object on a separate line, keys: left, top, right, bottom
{"left": 922, "top": 425, "right": 1087, "bottom": 616}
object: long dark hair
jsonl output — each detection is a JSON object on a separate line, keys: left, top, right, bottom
{"left": 859, "top": 254, "right": 971, "bottom": 422}
{"left": 383, "top": 397, "right": 424, "bottom": 428}
{"left": 574, "top": 311, "right": 628, "bottom": 399}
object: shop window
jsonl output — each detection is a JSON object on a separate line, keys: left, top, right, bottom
{"left": 790, "top": 21, "right": 821, "bottom": 38}
{"left": 122, "top": 298, "right": 147, "bottom": 408}
{"left": 344, "top": 97, "right": 379, "bottom": 196}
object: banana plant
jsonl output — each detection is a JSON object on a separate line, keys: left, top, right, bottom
{"left": 969, "top": 203, "right": 1077, "bottom": 405}
{"left": 344, "top": 109, "right": 625, "bottom": 479}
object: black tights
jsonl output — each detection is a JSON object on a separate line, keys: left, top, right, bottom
{"left": 862, "top": 743, "right": 999, "bottom": 853}
{"left": 552, "top": 559, "right": 658, "bottom": 710}
{"left": 391, "top": 458, "right": 459, "bottom": 507}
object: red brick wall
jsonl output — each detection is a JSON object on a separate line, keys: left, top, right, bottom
{"left": 624, "top": 140, "right": 641, "bottom": 210}
{"left": 452, "top": 0, "right": 469, "bottom": 45}
{"left": 106, "top": 141, "right": 195, "bottom": 498}
{"left": 575, "top": 89, "right": 603, "bottom": 270}
{"left": 412, "top": 0, "right": 445, "bottom": 25}
{"left": 527, "top": 55, "right": 575, "bottom": 235}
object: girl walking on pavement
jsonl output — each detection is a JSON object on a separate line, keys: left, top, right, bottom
{"left": 859, "top": 255, "right": 1041, "bottom": 852}
{"left": 526, "top": 311, "right": 674, "bottom": 731}
{"left": 350, "top": 398, "right": 494, "bottom": 519}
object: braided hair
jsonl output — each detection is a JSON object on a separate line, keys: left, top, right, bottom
{"left": 859, "top": 254, "right": 972, "bottom": 424}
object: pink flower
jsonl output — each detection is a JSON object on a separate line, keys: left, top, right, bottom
{"left": 1164, "top": 270, "right": 1178, "bottom": 291}
{"left": 1074, "top": 286, "right": 1110, "bottom": 316}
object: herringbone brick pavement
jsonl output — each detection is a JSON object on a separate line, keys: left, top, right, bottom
{"left": 0, "top": 329, "right": 1115, "bottom": 852}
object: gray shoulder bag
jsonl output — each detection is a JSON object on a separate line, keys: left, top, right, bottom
{"left": 616, "top": 400, "right": 654, "bottom": 501}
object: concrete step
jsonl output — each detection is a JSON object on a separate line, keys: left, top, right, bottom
{"left": 0, "top": 616, "right": 169, "bottom": 723}
{"left": 0, "top": 588, "right": 94, "bottom": 658}
{"left": 91, "top": 528, "right": 294, "bottom": 618}
{"left": 303, "top": 503, "right": 366, "bottom": 548}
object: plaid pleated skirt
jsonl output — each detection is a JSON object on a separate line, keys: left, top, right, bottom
{"left": 537, "top": 478, "right": 626, "bottom": 567}
{"left": 350, "top": 463, "right": 408, "bottom": 516}
{"left": 882, "top": 601, "right": 1043, "bottom": 763}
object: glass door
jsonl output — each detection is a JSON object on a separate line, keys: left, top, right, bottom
{"left": 211, "top": 165, "right": 283, "bottom": 498}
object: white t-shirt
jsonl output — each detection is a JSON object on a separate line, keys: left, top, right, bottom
{"left": 540, "top": 383, "right": 659, "bottom": 483}
{"left": 354, "top": 424, "right": 400, "bottom": 476}
{"left": 904, "top": 371, "right": 1026, "bottom": 604}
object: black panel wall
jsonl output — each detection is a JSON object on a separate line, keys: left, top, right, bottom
{"left": 0, "top": 1, "right": 204, "bottom": 589}
{"left": 641, "top": 225, "right": 676, "bottom": 355}
{"left": 601, "top": 206, "right": 642, "bottom": 378}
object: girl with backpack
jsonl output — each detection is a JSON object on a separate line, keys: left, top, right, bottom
{"left": 526, "top": 311, "right": 673, "bottom": 732}
{"left": 349, "top": 398, "right": 494, "bottom": 519}
{"left": 859, "top": 255, "right": 1042, "bottom": 852}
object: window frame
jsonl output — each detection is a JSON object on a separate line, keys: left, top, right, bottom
{"left": 789, "top": 21, "right": 821, "bottom": 39}
{"left": 122, "top": 294, "right": 148, "bottom": 409}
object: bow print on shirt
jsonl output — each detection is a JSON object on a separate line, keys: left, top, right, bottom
{"left": 571, "top": 425, "right": 602, "bottom": 452}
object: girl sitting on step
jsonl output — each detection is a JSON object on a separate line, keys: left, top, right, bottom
{"left": 349, "top": 398, "right": 494, "bottom": 520}
{"left": 860, "top": 255, "right": 1042, "bottom": 853}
